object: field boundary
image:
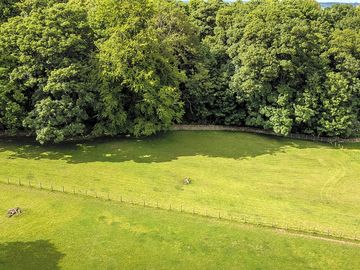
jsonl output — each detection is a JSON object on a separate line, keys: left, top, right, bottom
{"left": 171, "top": 125, "right": 360, "bottom": 143}
{"left": 2, "top": 179, "right": 359, "bottom": 245}
{"left": 1, "top": 126, "right": 359, "bottom": 144}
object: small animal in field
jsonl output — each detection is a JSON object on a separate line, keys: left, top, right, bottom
{"left": 7, "top": 207, "right": 22, "bottom": 218}
{"left": 183, "top": 178, "right": 192, "bottom": 185}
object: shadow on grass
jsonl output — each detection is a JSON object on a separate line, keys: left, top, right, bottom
{"left": 0, "top": 240, "right": 64, "bottom": 270}
{"left": 0, "top": 130, "right": 350, "bottom": 164}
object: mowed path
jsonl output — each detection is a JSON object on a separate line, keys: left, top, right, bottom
{"left": 0, "top": 131, "right": 359, "bottom": 237}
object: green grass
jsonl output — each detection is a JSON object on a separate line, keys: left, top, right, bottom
{"left": 0, "top": 131, "right": 359, "bottom": 237}
{"left": 0, "top": 184, "right": 359, "bottom": 270}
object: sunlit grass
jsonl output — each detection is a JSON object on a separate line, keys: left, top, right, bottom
{"left": 0, "top": 185, "right": 359, "bottom": 270}
{"left": 0, "top": 131, "right": 359, "bottom": 236}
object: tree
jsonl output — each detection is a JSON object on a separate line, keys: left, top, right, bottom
{"left": 187, "top": 0, "right": 225, "bottom": 40}
{"left": 0, "top": 0, "right": 359, "bottom": 141}
{"left": 0, "top": 0, "right": 97, "bottom": 143}
{"left": 319, "top": 7, "right": 360, "bottom": 136}
{"left": 0, "top": 0, "right": 20, "bottom": 23}
{"left": 88, "top": 0, "right": 199, "bottom": 137}
{"left": 182, "top": 0, "right": 244, "bottom": 125}
{"left": 226, "top": 0, "right": 328, "bottom": 135}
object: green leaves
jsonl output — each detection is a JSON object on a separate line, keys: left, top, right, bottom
{"left": 204, "top": 0, "right": 360, "bottom": 137}
{"left": 90, "top": 0, "right": 191, "bottom": 137}
{"left": 0, "top": 0, "right": 96, "bottom": 143}
{"left": 0, "top": 0, "right": 359, "bottom": 142}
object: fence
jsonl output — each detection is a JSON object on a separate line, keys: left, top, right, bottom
{"left": 171, "top": 125, "right": 360, "bottom": 143}
{"left": 2, "top": 178, "right": 358, "bottom": 243}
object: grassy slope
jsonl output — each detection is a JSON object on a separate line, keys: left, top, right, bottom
{"left": 0, "top": 131, "right": 359, "bottom": 236}
{"left": 0, "top": 184, "right": 359, "bottom": 270}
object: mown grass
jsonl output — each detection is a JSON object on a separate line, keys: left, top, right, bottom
{"left": 0, "top": 184, "right": 359, "bottom": 270}
{"left": 0, "top": 131, "right": 359, "bottom": 236}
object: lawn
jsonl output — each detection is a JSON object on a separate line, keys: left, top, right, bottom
{"left": 0, "top": 184, "right": 359, "bottom": 270}
{"left": 0, "top": 131, "right": 359, "bottom": 237}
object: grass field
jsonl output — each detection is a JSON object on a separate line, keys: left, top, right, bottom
{"left": 0, "top": 184, "right": 359, "bottom": 270}
{"left": 0, "top": 131, "right": 359, "bottom": 237}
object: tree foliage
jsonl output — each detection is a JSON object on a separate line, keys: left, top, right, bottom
{"left": 0, "top": 0, "right": 96, "bottom": 143}
{"left": 0, "top": 0, "right": 359, "bottom": 143}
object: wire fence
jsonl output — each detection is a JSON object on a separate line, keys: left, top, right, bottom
{"left": 2, "top": 178, "right": 359, "bottom": 243}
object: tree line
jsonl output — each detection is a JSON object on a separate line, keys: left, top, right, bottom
{"left": 0, "top": 0, "right": 359, "bottom": 143}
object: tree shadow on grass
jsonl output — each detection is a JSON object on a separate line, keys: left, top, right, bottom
{"left": 0, "top": 240, "right": 64, "bottom": 270}
{"left": 0, "top": 131, "right": 348, "bottom": 164}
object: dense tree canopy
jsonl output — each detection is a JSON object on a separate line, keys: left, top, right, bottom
{"left": 0, "top": 0, "right": 359, "bottom": 143}
{"left": 0, "top": 0, "right": 20, "bottom": 23}
{"left": 188, "top": 0, "right": 360, "bottom": 137}
{"left": 87, "top": 0, "right": 199, "bottom": 137}
{"left": 0, "top": 0, "right": 96, "bottom": 143}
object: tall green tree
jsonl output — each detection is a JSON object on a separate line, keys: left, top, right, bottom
{"left": 183, "top": 0, "right": 244, "bottom": 125}
{"left": 88, "top": 0, "right": 199, "bottom": 137}
{"left": 0, "top": 0, "right": 97, "bottom": 143}
{"left": 226, "top": 0, "right": 328, "bottom": 135}
{"left": 319, "top": 7, "right": 360, "bottom": 136}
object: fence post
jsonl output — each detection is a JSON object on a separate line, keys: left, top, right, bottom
{"left": 62, "top": 186, "right": 65, "bottom": 193}
{"left": 120, "top": 196, "right": 123, "bottom": 202}
{"left": 40, "top": 182, "right": 42, "bottom": 189}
